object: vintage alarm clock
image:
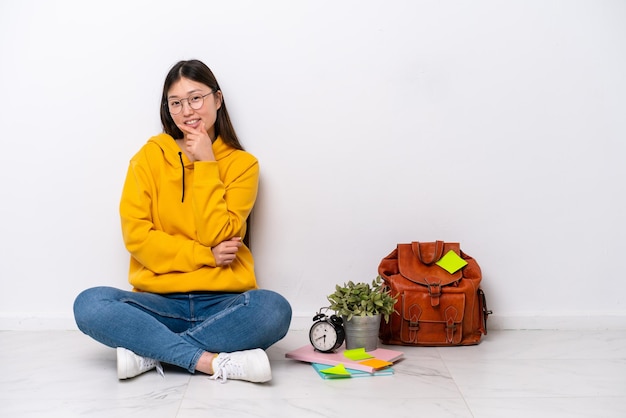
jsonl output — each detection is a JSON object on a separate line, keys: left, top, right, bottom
{"left": 309, "top": 308, "right": 345, "bottom": 353}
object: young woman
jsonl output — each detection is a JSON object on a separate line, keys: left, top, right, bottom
{"left": 74, "top": 59, "right": 292, "bottom": 383}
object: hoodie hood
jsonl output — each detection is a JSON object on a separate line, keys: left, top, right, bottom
{"left": 147, "top": 133, "right": 235, "bottom": 167}
{"left": 146, "top": 133, "right": 236, "bottom": 202}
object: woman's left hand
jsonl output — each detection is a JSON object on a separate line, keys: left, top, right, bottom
{"left": 211, "top": 237, "right": 242, "bottom": 267}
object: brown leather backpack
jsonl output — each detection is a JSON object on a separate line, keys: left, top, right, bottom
{"left": 378, "top": 241, "right": 491, "bottom": 346}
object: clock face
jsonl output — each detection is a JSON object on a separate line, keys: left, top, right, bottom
{"left": 309, "top": 321, "right": 338, "bottom": 352}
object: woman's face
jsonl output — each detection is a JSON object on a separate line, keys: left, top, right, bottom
{"left": 167, "top": 77, "right": 222, "bottom": 140}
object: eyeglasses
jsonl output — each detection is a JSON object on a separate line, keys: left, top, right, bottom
{"left": 167, "top": 91, "right": 214, "bottom": 115}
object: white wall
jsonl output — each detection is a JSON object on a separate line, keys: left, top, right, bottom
{"left": 1, "top": 0, "right": 625, "bottom": 330}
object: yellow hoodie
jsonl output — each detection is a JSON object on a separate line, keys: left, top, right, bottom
{"left": 119, "top": 133, "right": 259, "bottom": 293}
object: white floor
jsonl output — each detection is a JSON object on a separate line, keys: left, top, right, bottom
{"left": 1, "top": 329, "right": 625, "bottom": 418}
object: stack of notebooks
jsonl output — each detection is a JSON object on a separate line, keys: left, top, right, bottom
{"left": 285, "top": 345, "right": 404, "bottom": 379}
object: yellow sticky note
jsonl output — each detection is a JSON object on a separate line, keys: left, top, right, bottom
{"left": 319, "top": 363, "right": 351, "bottom": 376}
{"left": 359, "top": 358, "right": 393, "bottom": 370}
{"left": 436, "top": 250, "right": 468, "bottom": 274}
{"left": 343, "top": 348, "right": 374, "bottom": 361}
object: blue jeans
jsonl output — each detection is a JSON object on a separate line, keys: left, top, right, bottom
{"left": 73, "top": 287, "right": 292, "bottom": 373}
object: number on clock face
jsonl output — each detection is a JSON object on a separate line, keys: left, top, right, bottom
{"left": 310, "top": 321, "right": 338, "bottom": 352}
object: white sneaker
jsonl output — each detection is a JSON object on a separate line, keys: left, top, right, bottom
{"left": 117, "top": 347, "right": 164, "bottom": 380}
{"left": 210, "top": 348, "right": 272, "bottom": 383}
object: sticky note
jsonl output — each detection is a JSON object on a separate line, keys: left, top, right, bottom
{"left": 359, "top": 358, "right": 393, "bottom": 370}
{"left": 435, "top": 250, "right": 468, "bottom": 274}
{"left": 319, "top": 363, "right": 351, "bottom": 377}
{"left": 343, "top": 348, "right": 374, "bottom": 361}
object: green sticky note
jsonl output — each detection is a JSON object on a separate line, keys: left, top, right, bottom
{"left": 436, "top": 250, "right": 468, "bottom": 274}
{"left": 343, "top": 348, "right": 374, "bottom": 361}
{"left": 319, "top": 363, "right": 351, "bottom": 376}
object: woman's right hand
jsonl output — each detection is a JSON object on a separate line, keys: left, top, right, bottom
{"left": 180, "top": 121, "right": 216, "bottom": 162}
{"left": 211, "top": 237, "right": 242, "bottom": 267}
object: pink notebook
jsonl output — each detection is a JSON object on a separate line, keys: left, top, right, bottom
{"left": 285, "top": 345, "right": 404, "bottom": 373}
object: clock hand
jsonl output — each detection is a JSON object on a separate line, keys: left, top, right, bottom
{"left": 315, "top": 335, "right": 327, "bottom": 342}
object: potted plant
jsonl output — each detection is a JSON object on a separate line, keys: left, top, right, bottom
{"left": 327, "top": 276, "right": 398, "bottom": 351}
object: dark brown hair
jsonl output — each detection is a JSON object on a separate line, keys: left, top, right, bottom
{"left": 160, "top": 60, "right": 243, "bottom": 150}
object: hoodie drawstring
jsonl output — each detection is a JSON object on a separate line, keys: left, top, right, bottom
{"left": 178, "top": 152, "right": 185, "bottom": 202}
